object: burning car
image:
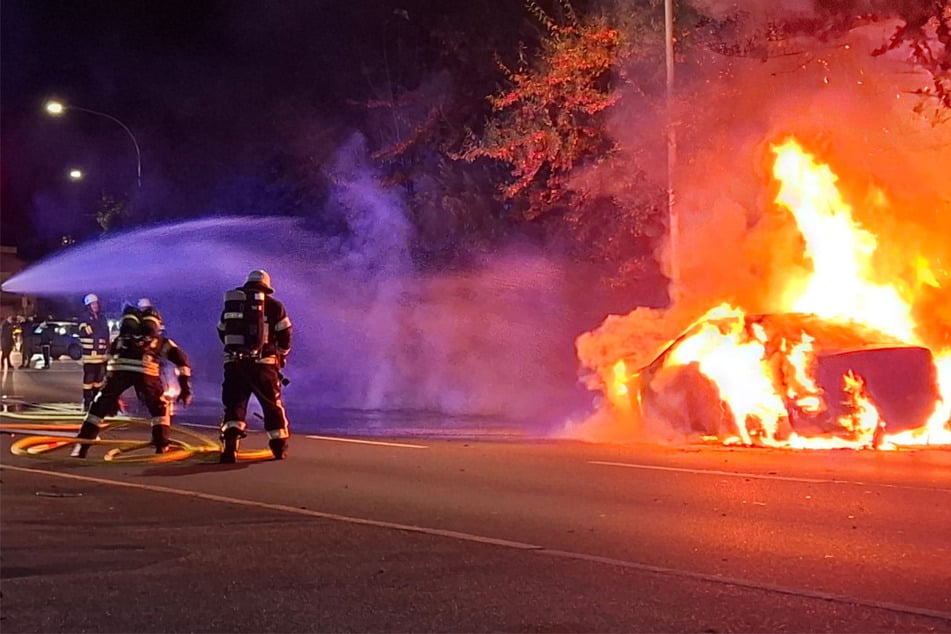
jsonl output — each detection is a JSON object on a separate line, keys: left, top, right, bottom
{"left": 575, "top": 136, "right": 951, "bottom": 450}
{"left": 605, "top": 308, "right": 940, "bottom": 448}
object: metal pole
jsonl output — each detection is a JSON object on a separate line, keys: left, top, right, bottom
{"left": 66, "top": 105, "right": 142, "bottom": 189}
{"left": 665, "top": 0, "right": 679, "bottom": 291}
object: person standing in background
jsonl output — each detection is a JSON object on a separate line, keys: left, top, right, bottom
{"left": 18, "top": 316, "right": 37, "bottom": 368}
{"left": 79, "top": 293, "right": 110, "bottom": 411}
{"left": 37, "top": 317, "right": 52, "bottom": 369}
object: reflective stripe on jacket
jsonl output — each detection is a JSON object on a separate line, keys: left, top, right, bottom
{"left": 106, "top": 336, "right": 191, "bottom": 377}
{"left": 79, "top": 311, "right": 111, "bottom": 359}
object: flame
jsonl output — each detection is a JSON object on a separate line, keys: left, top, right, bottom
{"left": 772, "top": 138, "right": 949, "bottom": 448}
{"left": 835, "top": 371, "right": 884, "bottom": 445}
{"left": 611, "top": 359, "right": 629, "bottom": 399}
{"left": 914, "top": 255, "right": 941, "bottom": 289}
{"left": 666, "top": 309, "right": 786, "bottom": 446}
{"left": 772, "top": 138, "right": 915, "bottom": 341}
{"left": 578, "top": 136, "right": 951, "bottom": 450}
{"left": 784, "top": 334, "right": 823, "bottom": 413}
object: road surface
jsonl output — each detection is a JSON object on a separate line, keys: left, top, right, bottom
{"left": 2, "top": 362, "right": 950, "bottom": 632}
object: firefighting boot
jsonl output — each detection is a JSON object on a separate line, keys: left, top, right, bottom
{"left": 268, "top": 438, "right": 288, "bottom": 460}
{"left": 70, "top": 421, "right": 101, "bottom": 459}
{"left": 151, "top": 425, "right": 171, "bottom": 454}
{"left": 219, "top": 429, "right": 241, "bottom": 464}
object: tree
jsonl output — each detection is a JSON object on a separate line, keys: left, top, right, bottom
{"left": 95, "top": 193, "right": 128, "bottom": 233}
{"left": 871, "top": 0, "right": 951, "bottom": 117}
{"left": 459, "top": 0, "right": 621, "bottom": 220}
{"left": 684, "top": 0, "right": 951, "bottom": 119}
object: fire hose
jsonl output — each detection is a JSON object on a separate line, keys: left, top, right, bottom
{"left": 1, "top": 411, "right": 273, "bottom": 464}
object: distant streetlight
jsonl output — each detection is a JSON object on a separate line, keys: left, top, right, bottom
{"left": 44, "top": 99, "right": 142, "bottom": 189}
{"left": 68, "top": 168, "right": 84, "bottom": 181}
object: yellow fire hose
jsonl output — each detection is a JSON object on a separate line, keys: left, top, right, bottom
{"left": 1, "top": 414, "right": 274, "bottom": 464}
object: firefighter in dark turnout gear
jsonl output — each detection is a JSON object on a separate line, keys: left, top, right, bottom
{"left": 79, "top": 293, "right": 110, "bottom": 411}
{"left": 70, "top": 303, "right": 193, "bottom": 457}
{"left": 217, "top": 269, "right": 292, "bottom": 463}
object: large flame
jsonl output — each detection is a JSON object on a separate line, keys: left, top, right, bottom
{"left": 580, "top": 137, "right": 951, "bottom": 449}
{"left": 772, "top": 139, "right": 916, "bottom": 340}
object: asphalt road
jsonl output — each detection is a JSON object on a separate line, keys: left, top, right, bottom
{"left": 2, "top": 362, "right": 951, "bottom": 633}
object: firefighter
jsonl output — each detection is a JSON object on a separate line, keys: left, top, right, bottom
{"left": 217, "top": 269, "right": 292, "bottom": 463}
{"left": 18, "top": 316, "right": 37, "bottom": 368}
{"left": 70, "top": 302, "right": 193, "bottom": 457}
{"left": 37, "top": 317, "right": 53, "bottom": 369}
{"left": 79, "top": 293, "right": 110, "bottom": 411}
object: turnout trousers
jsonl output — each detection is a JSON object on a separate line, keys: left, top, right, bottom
{"left": 220, "top": 360, "right": 289, "bottom": 440}
{"left": 82, "top": 361, "right": 107, "bottom": 410}
{"left": 72, "top": 371, "right": 171, "bottom": 457}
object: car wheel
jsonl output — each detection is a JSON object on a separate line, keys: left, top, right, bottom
{"left": 68, "top": 344, "right": 82, "bottom": 361}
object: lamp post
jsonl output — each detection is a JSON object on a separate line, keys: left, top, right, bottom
{"left": 665, "top": 0, "right": 679, "bottom": 292}
{"left": 68, "top": 168, "right": 84, "bottom": 181}
{"left": 45, "top": 100, "right": 141, "bottom": 189}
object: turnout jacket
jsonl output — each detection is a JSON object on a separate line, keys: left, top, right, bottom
{"left": 79, "top": 310, "right": 110, "bottom": 362}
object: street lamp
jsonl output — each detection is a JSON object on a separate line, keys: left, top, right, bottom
{"left": 68, "top": 168, "right": 84, "bottom": 181}
{"left": 665, "top": 0, "right": 679, "bottom": 291}
{"left": 44, "top": 99, "right": 142, "bottom": 189}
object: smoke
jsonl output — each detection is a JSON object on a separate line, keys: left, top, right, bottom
{"left": 670, "top": 20, "right": 951, "bottom": 329}
{"left": 568, "top": 3, "right": 951, "bottom": 440}
{"left": 3, "top": 134, "right": 587, "bottom": 431}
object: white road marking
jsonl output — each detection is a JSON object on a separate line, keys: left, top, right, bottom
{"left": 0, "top": 464, "right": 529, "bottom": 549}
{"left": 588, "top": 460, "right": 951, "bottom": 492}
{"left": 305, "top": 435, "right": 428, "bottom": 449}
{"left": 3, "top": 463, "right": 949, "bottom": 624}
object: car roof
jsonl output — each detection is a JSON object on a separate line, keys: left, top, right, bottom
{"left": 718, "top": 313, "right": 908, "bottom": 349}
{"left": 642, "top": 311, "right": 919, "bottom": 373}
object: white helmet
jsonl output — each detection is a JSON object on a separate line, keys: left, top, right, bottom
{"left": 136, "top": 298, "right": 152, "bottom": 309}
{"left": 83, "top": 293, "right": 99, "bottom": 306}
{"left": 244, "top": 269, "right": 273, "bottom": 293}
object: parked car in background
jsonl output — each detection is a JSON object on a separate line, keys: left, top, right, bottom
{"left": 26, "top": 320, "right": 83, "bottom": 361}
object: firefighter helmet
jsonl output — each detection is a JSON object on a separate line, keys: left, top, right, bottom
{"left": 137, "top": 298, "right": 152, "bottom": 309}
{"left": 83, "top": 293, "right": 99, "bottom": 306}
{"left": 244, "top": 269, "right": 273, "bottom": 293}
{"left": 140, "top": 306, "right": 164, "bottom": 338}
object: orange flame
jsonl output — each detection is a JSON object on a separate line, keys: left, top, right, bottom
{"left": 835, "top": 370, "right": 884, "bottom": 445}
{"left": 772, "top": 138, "right": 915, "bottom": 340}
{"left": 577, "top": 136, "right": 951, "bottom": 450}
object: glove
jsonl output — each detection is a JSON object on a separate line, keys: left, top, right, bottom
{"left": 177, "top": 375, "right": 193, "bottom": 406}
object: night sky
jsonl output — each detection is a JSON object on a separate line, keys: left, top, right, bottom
{"left": 0, "top": 0, "right": 526, "bottom": 259}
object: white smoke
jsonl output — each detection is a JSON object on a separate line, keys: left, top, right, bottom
{"left": 3, "top": 135, "right": 586, "bottom": 430}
